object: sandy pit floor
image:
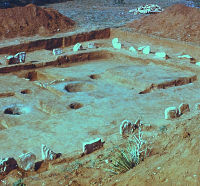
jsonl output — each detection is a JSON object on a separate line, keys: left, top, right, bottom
{"left": 0, "top": 56, "right": 198, "bottom": 158}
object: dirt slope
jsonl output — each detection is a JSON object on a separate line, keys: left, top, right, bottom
{"left": 127, "top": 4, "right": 200, "bottom": 44}
{"left": 0, "top": 4, "right": 75, "bottom": 40}
{"left": 108, "top": 115, "right": 200, "bottom": 186}
{"left": 2, "top": 114, "right": 199, "bottom": 185}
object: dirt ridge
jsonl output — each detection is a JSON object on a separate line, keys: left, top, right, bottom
{"left": 0, "top": 4, "right": 75, "bottom": 40}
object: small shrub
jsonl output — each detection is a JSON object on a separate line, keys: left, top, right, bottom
{"left": 109, "top": 126, "right": 150, "bottom": 174}
{"left": 13, "top": 178, "right": 26, "bottom": 186}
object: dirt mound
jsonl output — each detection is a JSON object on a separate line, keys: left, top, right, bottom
{"left": 0, "top": 4, "right": 75, "bottom": 40}
{"left": 127, "top": 4, "right": 200, "bottom": 44}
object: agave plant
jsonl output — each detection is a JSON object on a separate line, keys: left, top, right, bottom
{"left": 109, "top": 148, "right": 136, "bottom": 174}
{"left": 109, "top": 126, "right": 150, "bottom": 174}
{"left": 13, "top": 178, "right": 26, "bottom": 186}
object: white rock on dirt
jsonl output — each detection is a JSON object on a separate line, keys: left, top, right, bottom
{"left": 52, "top": 48, "right": 63, "bottom": 55}
{"left": 142, "top": 46, "right": 151, "bottom": 54}
{"left": 196, "top": 62, "right": 200, "bottom": 66}
{"left": 131, "top": 4, "right": 163, "bottom": 15}
{"left": 178, "top": 103, "right": 190, "bottom": 115}
{"left": 165, "top": 107, "right": 179, "bottom": 120}
{"left": 155, "top": 52, "right": 167, "bottom": 58}
{"left": 0, "top": 157, "right": 18, "bottom": 174}
{"left": 6, "top": 52, "right": 26, "bottom": 65}
{"left": 129, "top": 46, "right": 137, "bottom": 53}
{"left": 112, "top": 38, "right": 121, "bottom": 49}
{"left": 113, "top": 42, "right": 121, "bottom": 49}
{"left": 73, "top": 43, "right": 83, "bottom": 52}
{"left": 18, "top": 152, "right": 36, "bottom": 171}
{"left": 82, "top": 138, "right": 104, "bottom": 155}
{"left": 120, "top": 120, "right": 138, "bottom": 137}
{"left": 138, "top": 46, "right": 146, "bottom": 51}
{"left": 112, "top": 38, "right": 119, "bottom": 45}
{"left": 88, "top": 42, "right": 97, "bottom": 49}
{"left": 41, "top": 144, "right": 60, "bottom": 160}
{"left": 6, "top": 55, "right": 19, "bottom": 65}
{"left": 14, "top": 52, "right": 26, "bottom": 63}
{"left": 178, "top": 54, "right": 192, "bottom": 59}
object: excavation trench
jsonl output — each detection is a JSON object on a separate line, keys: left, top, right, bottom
{"left": 0, "top": 28, "right": 110, "bottom": 55}
{"left": 0, "top": 50, "right": 113, "bottom": 73}
{"left": 0, "top": 28, "right": 200, "bottom": 177}
{"left": 139, "top": 75, "right": 197, "bottom": 94}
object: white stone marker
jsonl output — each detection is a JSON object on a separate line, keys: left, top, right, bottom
{"left": 82, "top": 138, "right": 104, "bottom": 155}
{"left": 0, "top": 157, "right": 18, "bottom": 174}
{"left": 112, "top": 38, "right": 119, "bottom": 45}
{"left": 88, "top": 42, "right": 96, "bottom": 49}
{"left": 120, "top": 119, "right": 139, "bottom": 137}
{"left": 73, "top": 43, "right": 83, "bottom": 52}
{"left": 18, "top": 152, "right": 36, "bottom": 171}
{"left": 178, "top": 103, "right": 190, "bottom": 115}
{"left": 129, "top": 46, "right": 137, "bottom": 53}
{"left": 178, "top": 54, "right": 192, "bottom": 59}
{"left": 165, "top": 107, "right": 179, "bottom": 120}
{"left": 155, "top": 52, "right": 167, "bottom": 58}
{"left": 14, "top": 52, "right": 26, "bottom": 63}
{"left": 112, "top": 38, "right": 121, "bottom": 49}
{"left": 53, "top": 48, "right": 63, "bottom": 55}
{"left": 138, "top": 46, "right": 146, "bottom": 51}
{"left": 196, "top": 62, "right": 200, "bottom": 66}
{"left": 142, "top": 46, "right": 151, "bottom": 54}
{"left": 41, "top": 144, "right": 58, "bottom": 160}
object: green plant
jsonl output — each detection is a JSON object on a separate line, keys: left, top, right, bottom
{"left": 109, "top": 127, "right": 150, "bottom": 174}
{"left": 13, "top": 178, "right": 26, "bottom": 186}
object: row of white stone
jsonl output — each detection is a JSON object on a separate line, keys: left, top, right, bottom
{"left": 52, "top": 42, "right": 96, "bottom": 55}
{"left": 0, "top": 137, "right": 105, "bottom": 175}
{"left": 5, "top": 40, "right": 200, "bottom": 66}
{"left": 0, "top": 119, "right": 142, "bottom": 174}
{"left": 0, "top": 144, "right": 59, "bottom": 174}
{"left": 112, "top": 38, "right": 200, "bottom": 65}
{"left": 120, "top": 103, "right": 200, "bottom": 138}
{"left": 165, "top": 103, "right": 200, "bottom": 120}
{"left": 5, "top": 42, "right": 96, "bottom": 65}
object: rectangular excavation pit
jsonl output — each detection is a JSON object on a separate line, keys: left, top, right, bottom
{"left": 101, "top": 64, "right": 197, "bottom": 94}
{"left": 0, "top": 28, "right": 200, "bottom": 163}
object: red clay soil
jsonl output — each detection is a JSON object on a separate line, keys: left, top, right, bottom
{"left": 127, "top": 4, "right": 200, "bottom": 44}
{"left": 0, "top": 4, "right": 75, "bottom": 40}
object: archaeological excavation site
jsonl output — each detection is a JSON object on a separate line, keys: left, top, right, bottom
{"left": 0, "top": 0, "right": 200, "bottom": 185}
